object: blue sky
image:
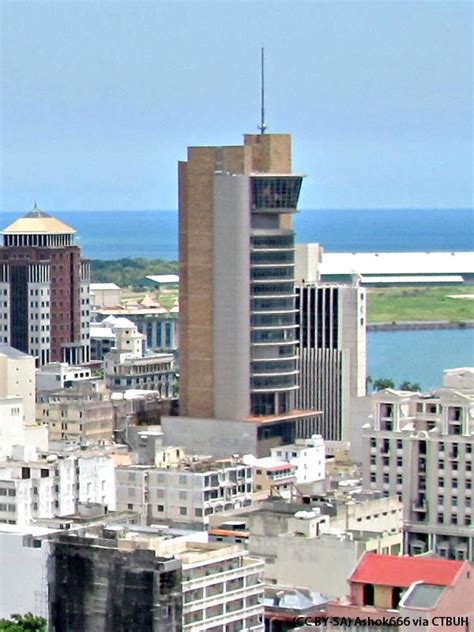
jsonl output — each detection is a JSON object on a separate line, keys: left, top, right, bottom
{"left": 0, "top": 0, "right": 472, "bottom": 211}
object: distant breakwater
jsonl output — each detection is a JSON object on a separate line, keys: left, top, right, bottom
{"left": 368, "top": 320, "right": 474, "bottom": 332}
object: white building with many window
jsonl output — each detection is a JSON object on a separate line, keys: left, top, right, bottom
{"left": 0, "top": 450, "right": 116, "bottom": 526}
{"left": 270, "top": 434, "right": 325, "bottom": 485}
{"left": 362, "top": 368, "right": 474, "bottom": 561}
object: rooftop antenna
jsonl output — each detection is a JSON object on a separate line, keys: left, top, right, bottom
{"left": 258, "top": 47, "right": 267, "bottom": 134}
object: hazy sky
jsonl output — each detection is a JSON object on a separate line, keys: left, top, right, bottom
{"left": 0, "top": 0, "right": 472, "bottom": 211}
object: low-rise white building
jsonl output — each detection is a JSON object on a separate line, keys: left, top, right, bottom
{"left": 36, "top": 362, "right": 92, "bottom": 391}
{"left": 90, "top": 283, "right": 122, "bottom": 308}
{"left": 0, "top": 524, "right": 58, "bottom": 620}
{"left": 103, "top": 316, "right": 176, "bottom": 398}
{"left": 271, "top": 434, "right": 325, "bottom": 485}
{"left": 0, "top": 449, "right": 116, "bottom": 526}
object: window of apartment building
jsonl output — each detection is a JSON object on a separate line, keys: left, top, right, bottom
{"left": 370, "top": 473, "right": 376, "bottom": 483}
{"left": 127, "top": 503, "right": 133, "bottom": 510}
{"left": 448, "top": 407, "right": 463, "bottom": 435}
{"left": 396, "top": 440, "right": 402, "bottom": 449}
{"left": 465, "top": 517, "right": 471, "bottom": 526}
{"left": 437, "top": 514, "right": 444, "bottom": 524}
{"left": 396, "top": 475, "right": 403, "bottom": 485}
{"left": 370, "top": 438, "right": 376, "bottom": 447}
{"left": 438, "top": 478, "right": 444, "bottom": 488}
{"left": 180, "top": 507, "right": 187, "bottom": 516}
{"left": 195, "top": 508, "right": 203, "bottom": 517}
{"left": 383, "top": 474, "right": 389, "bottom": 484}
{"left": 416, "top": 403, "right": 423, "bottom": 413}
{"left": 179, "top": 475, "right": 187, "bottom": 485}
{"left": 467, "top": 461, "right": 472, "bottom": 472}
{"left": 451, "top": 515, "right": 457, "bottom": 525}
{"left": 370, "top": 455, "right": 376, "bottom": 465}
{"left": 467, "top": 444, "right": 472, "bottom": 454}
{"left": 179, "top": 490, "right": 187, "bottom": 500}
{"left": 396, "top": 457, "right": 403, "bottom": 467}
{"left": 157, "top": 505, "right": 164, "bottom": 512}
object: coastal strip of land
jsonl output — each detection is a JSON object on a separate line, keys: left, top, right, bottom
{"left": 91, "top": 260, "right": 474, "bottom": 326}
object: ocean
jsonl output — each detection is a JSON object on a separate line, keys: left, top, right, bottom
{"left": 1, "top": 207, "right": 473, "bottom": 388}
{"left": 1, "top": 208, "right": 473, "bottom": 260}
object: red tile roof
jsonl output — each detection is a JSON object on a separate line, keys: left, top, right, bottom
{"left": 350, "top": 553, "right": 463, "bottom": 588}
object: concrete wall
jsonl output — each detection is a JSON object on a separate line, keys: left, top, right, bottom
{"left": 161, "top": 416, "right": 258, "bottom": 458}
{"left": 274, "top": 533, "right": 401, "bottom": 600}
{"left": 0, "top": 530, "right": 51, "bottom": 620}
{"left": 0, "top": 348, "right": 36, "bottom": 423}
{"left": 213, "top": 174, "right": 251, "bottom": 420}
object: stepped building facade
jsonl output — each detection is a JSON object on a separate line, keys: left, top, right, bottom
{"left": 164, "top": 133, "right": 319, "bottom": 457}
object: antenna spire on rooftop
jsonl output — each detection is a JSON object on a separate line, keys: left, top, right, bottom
{"left": 258, "top": 47, "right": 267, "bottom": 134}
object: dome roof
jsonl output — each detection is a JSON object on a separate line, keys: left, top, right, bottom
{"left": 2, "top": 205, "right": 75, "bottom": 235}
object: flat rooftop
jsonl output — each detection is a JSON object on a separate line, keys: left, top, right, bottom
{"left": 318, "top": 251, "right": 474, "bottom": 276}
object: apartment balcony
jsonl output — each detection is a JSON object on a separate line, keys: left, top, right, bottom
{"left": 184, "top": 582, "right": 263, "bottom": 614}
{"left": 183, "top": 603, "right": 263, "bottom": 632}
{"left": 412, "top": 499, "right": 427, "bottom": 512}
{"left": 182, "top": 560, "right": 263, "bottom": 591}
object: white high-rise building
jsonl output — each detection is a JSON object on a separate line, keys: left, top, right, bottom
{"left": 295, "top": 280, "right": 367, "bottom": 445}
{"left": 362, "top": 368, "right": 474, "bottom": 561}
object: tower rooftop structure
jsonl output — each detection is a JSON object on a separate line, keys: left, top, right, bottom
{"left": 2, "top": 205, "right": 75, "bottom": 236}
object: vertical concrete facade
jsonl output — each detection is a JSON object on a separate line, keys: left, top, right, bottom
{"left": 213, "top": 174, "right": 251, "bottom": 419}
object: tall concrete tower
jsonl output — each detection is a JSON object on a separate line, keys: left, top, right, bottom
{"left": 0, "top": 206, "right": 90, "bottom": 366}
{"left": 167, "top": 133, "right": 318, "bottom": 457}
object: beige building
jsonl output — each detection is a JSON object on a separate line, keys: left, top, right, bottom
{"left": 363, "top": 367, "right": 474, "bottom": 561}
{"left": 90, "top": 282, "right": 121, "bottom": 308}
{"left": 244, "top": 456, "right": 297, "bottom": 500}
{"left": 116, "top": 453, "right": 253, "bottom": 527}
{"left": 166, "top": 132, "right": 318, "bottom": 457}
{"left": 248, "top": 503, "right": 402, "bottom": 600}
{"left": 0, "top": 345, "right": 47, "bottom": 461}
{"left": 37, "top": 380, "right": 114, "bottom": 444}
{"left": 0, "top": 344, "right": 36, "bottom": 423}
{"left": 104, "top": 316, "right": 176, "bottom": 398}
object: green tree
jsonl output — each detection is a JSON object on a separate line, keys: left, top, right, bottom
{"left": 399, "top": 381, "right": 421, "bottom": 392}
{"left": 372, "top": 378, "right": 395, "bottom": 391}
{"left": 0, "top": 614, "right": 46, "bottom": 632}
